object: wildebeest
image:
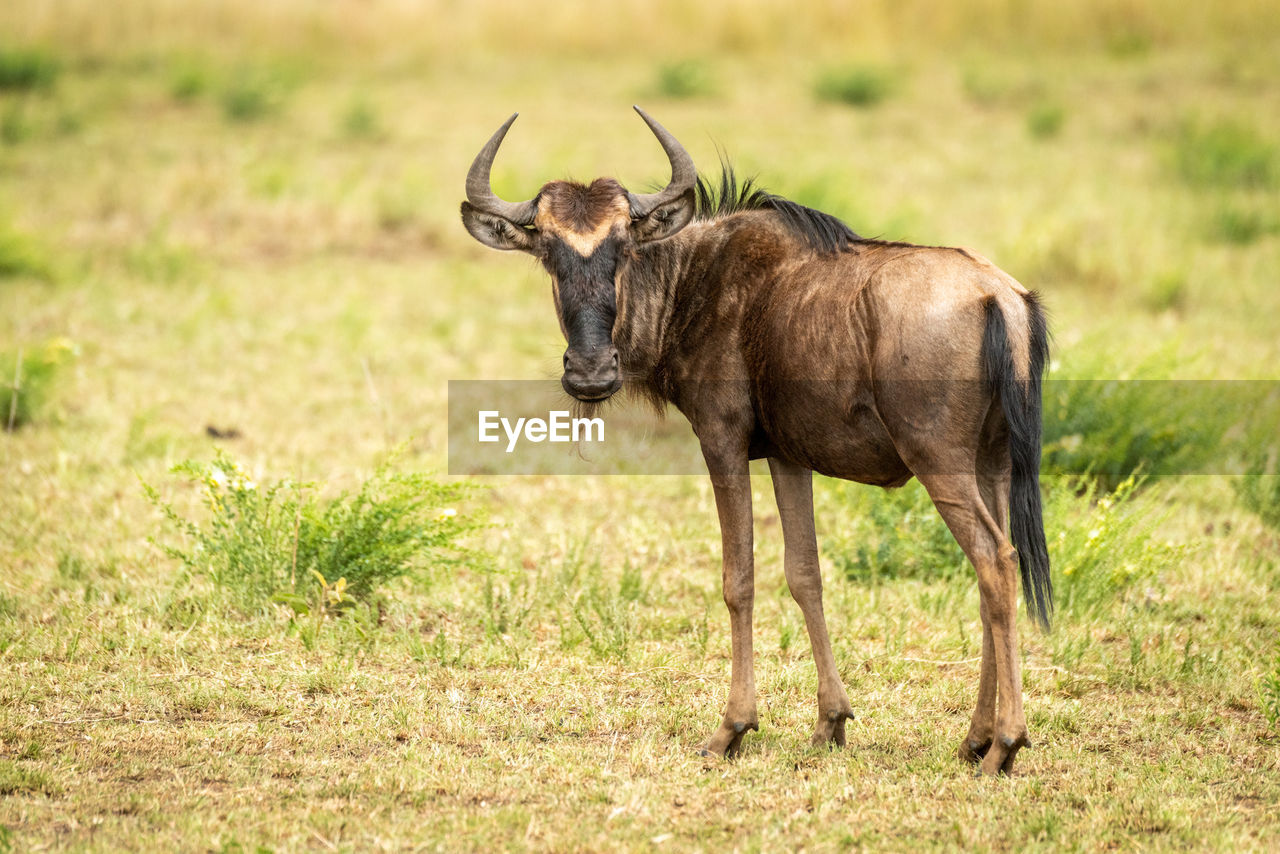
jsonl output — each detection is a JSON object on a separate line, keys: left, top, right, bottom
{"left": 460, "top": 108, "right": 1051, "bottom": 775}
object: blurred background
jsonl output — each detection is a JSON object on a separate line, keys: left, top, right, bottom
{"left": 5, "top": 0, "right": 1278, "bottom": 476}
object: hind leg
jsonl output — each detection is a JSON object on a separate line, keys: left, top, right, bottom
{"left": 917, "top": 472, "right": 1029, "bottom": 775}
{"left": 961, "top": 444, "right": 1013, "bottom": 764}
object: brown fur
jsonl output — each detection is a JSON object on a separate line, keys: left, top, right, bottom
{"left": 537, "top": 179, "right": 630, "bottom": 232}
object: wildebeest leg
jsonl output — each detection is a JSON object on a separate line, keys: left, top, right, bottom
{"left": 959, "top": 594, "right": 997, "bottom": 764}
{"left": 700, "top": 451, "right": 758, "bottom": 759}
{"left": 961, "top": 464, "right": 1011, "bottom": 763}
{"left": 768, "top": 458, "right": 855, "bottom": 747}
{"left": 917, "top": 472, "right": 1029, "bottom": 775}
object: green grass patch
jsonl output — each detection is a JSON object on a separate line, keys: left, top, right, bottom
{"left": 144, "top": 450, "right": 478, "bottom": 619}
{"left": 820, "top": 471, "right": 1178, "bottom": 624}
{"left": 1040, "top": 344, "right": 1266, "bottom": 486}
{"left": 654, "top": 60, "right": 716, "bottom": 99}
{"left": 1027, "top": 100, "right": 1066, "bottom": 139}
{"left": 823, "top": 480, "right": 965, "bottom": 583}
{"left": 220, "top": 70, "right": 289, "bottom": 122}
{"left": 1172, "top": 119, "right": 1277, "bottom": 189}
{"left": 1205, "top": 202, "right": 1278, "bottom": 245}
{"left": 169, "top": 64, "right": 210, "bottom": 102}
{"left": 339, "top": 94, "right": 381, "bottom": 139}
{"left": 1234, "top": 473, "right": 1280, "bottom": 533}
{"left": 1261, "top": 649, "right": 1280, "bottom": 731}
{"left": 120, "top": 229, "right": 203, "bottom": 284}
{"left": 815, "top": 64, "right": 897, "bottom": 108}
{"left": 0, "top": 46, "right": 59, "bottom": 92}
{"left": 0, "top": 761, "right": 60, "bottom": 797}
{"left": 1049, "top": 475, "right": 1179, "bottom": 619}
{"left": 1142, "top": 270, "right": 1189, "bottom": 314}
{"left": 1, "top": 339, "right": 76, "bottom": 431}
{"left": 0, "top": 222, "right": 55, "bottom": 281}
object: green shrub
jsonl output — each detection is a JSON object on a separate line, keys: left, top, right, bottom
{"left": 655, "top": 60, "right": 716, "bottom": 99}
{"left": 1, "top": 338, "right": 76, "bottom": 431}
{"left": 339, "top": 95, "right": 380, "bottom": 139}
{"left": 564, "top": 561, "right": 646, "bottom": 662}
{"left": 1049, "top": 475, "right": 1180, "bottom": 619}
{"left": 144, "top": 451, "right": 478, "bottom": 618}
{"left": 821, "top": 470, "right": 1177, "bottom": 616}
{"left": 0, "top": 47, "right": 59, "bottom": 92}
{"left": 169, "top": 66, "right": 209, "bottom": 102}
{"left": 1040, "top": 344, "right": 1262, "bottom": 487}
{"left": 1027, "top": 101, "right": 1066, "bottom": 139}
{"left": 1206, "top": 203, "right": 1278, "bottom": 245}
{"left": 1142, "top": 271, "right": 1188, "bottom": 314}
{"left": 1172, "top": 120, "right": 1277, "bottom": 189}
{"left": 0, "top": 222, "right": 54, "bottom": 280}
{"left": 1234, "top": 473, "right": 1280, "bottom": 533}
{"left": 822, "top": 480, "right": 966, "bottom": 583}
{"left": 221, "top": 72, "right": 286, "bottom": 122}
{"left": 815, "top": 65, "right": 897, "bottom": 108}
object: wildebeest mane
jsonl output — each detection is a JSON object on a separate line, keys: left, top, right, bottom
{"left": 694, "top": 164, "right": 861, "bottom": 255}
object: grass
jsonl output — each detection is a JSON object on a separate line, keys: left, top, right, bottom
{"left": 0, "top": 222, "right": 53, "bottom": 280}
{"left": 1207, "top": 202, "right": 1279, "bottom": 244}
{"left": 1027, "top": 100, "right": 1066, "bottom": 139}
{"left": 0, "top": 46, "right": 58, "bottom": 92}
{"left": 0, "top": 101, "right": 32, "bottom": 145}
{"left": 1172, "top": 119, "right": 1278, "bottom": 189}
{"left": 1, "top": 339, "right": 75, "bottom": 430}
{"left": 1, "top": 0, "right": 1280, "bottom": 850}
{"left": 1262, "top": 649, "right": 1280, "bottom": 731}
{"left": 168, "top": 64, "right": 209, "bottom": 102}
{"left": 814, "top": 64, "right": 898, "bottom": 107}
{"left": 1039, "top": 342, "right": 1276, "bottom": 485}
{"left": 220, "top": 70, "right": 288, "bottom": 122}
{"left": 654, "top": 60, "right": 716, "bottom": 99}
{"left": 145, "top": 449, "right": 475, "bottom": 621}
{"left": 1234, "top": 472, "right": 1280, "bottom": 533}
{"left": 339, "top": 94, "right": 381, "bottom": 139}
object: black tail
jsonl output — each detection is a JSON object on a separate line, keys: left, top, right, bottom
{"left": 982, "top": 293, "right": 1053, "bottom": 631}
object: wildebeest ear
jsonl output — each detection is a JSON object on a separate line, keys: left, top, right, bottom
{"left": 460, "top": 202, "right": 537, "bottom": 252}
{"left": 629, "top": 189, "right": 695, "bottom": 244}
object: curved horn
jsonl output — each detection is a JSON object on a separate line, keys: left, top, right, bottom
{"left": 465, "top": 113, "right": 538, "bottom": 226}
{"left": 627, "top": 106, "right": 697, "bottom": 218}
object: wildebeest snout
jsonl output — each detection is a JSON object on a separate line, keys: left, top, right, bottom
{"left": 562, "top": 347, "right": 620, "bottom": 400}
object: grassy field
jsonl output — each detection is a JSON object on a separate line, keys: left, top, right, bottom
{"left": 3, "top": 1, "right": 1280, "bottom": 850}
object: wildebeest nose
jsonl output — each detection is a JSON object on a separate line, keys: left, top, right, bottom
{"left": 562, "top": 347, "right": 620, "bottom": 399}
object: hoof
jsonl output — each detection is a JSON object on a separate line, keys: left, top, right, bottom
{"left": 703, "top": 719, "right": 758, "bottom": 760}
{"left": 811, "top": 708, "right": 855, "bottom": 749}
{"left": 976, "top": 731, "right": 1030, "bottom": 776}
{"left": 958, "top": 737, "right": 992, "bottom": 765}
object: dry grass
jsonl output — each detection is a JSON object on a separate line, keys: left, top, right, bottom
{"left": 2, "top": 1, "right": 1280, "bottom": 850}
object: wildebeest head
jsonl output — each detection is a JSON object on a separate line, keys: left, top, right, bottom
{"left": 460, "top": 108, "right": 697, "bottom": 401}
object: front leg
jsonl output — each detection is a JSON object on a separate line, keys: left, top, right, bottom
{"left": 700, "top": 448, "right": 758, "bottom": 760}
{"left": 768, "top": 458, "right": 855, "bottom": 748}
